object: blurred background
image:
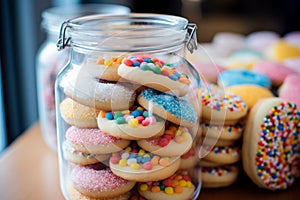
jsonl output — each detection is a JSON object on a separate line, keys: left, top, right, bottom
{"left": 0, "top": 0, "right": 299, "bottom": 152}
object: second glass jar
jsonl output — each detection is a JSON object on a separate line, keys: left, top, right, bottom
{"left": 56, "top": 14, "right": 201, "bottom": 200}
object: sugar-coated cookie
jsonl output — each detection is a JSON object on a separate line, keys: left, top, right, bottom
{"left": 200, "top": 85, "right": 248, "bottom": 125}
{"left": 201, "top": 165, "right": 239, "bottom": 188}
{"left": 60, "top": 66, "right": 136, "bottom": 111}
{"left": 109, "top": 143, "right": 181, "bottom": 182}
{"left": 67, "top": 182, "right": 131, "bottom": 200}
{"left": 137, "top": 125, "right": 193, "bottom": 156}
{"left": 65, "top": 126, "right": 130, "bottom": 154}
{"left": 71, "top": 163, "right": 136, "bottom": 198}
{"left": 242, "top": 98, "right": 300, "bottom": 190}
{"left": 63, "top": 141, "right": 109, "bottom": 165}
{"left": 97, "top": 108, "right": 165, "bottom": 140}
{"left": 60, "top": 98, "right": 99, "bottom": 128}
{"left": 118, "top": 56, "right": 191, "bottom": 96}
{"left": 226, "top": 84, "right": 274, "bottom": 109}
{"left": 138, "top": 170, "right": 195, "bottom": 200}
{"left": 138, "top": 88, "right": 198, "bottom": 128}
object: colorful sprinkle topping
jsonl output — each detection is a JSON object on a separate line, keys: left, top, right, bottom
{"left": 181, "top": 147, "right": 196, "bottom": 159}
{"left": 110, "top": 143, "right": 174, "bottom": 170}
{"left": 211, "top": 146, "right": 240, "bottom": 156}
{"left": 138, "top": 170, "right": 193, "bottom": 194}
{"left": 147, "top": 126, "right": 191, "bottom": 147}
{"left": 256, "top": 101, "right": 300, "bottom": 189}
{"left": 99, "top": 107, "right": 161, "bottom": 128}
{"left": 202, "top": 166, "right": 236, "bottom": 176}
{"left": 123, "top": 56, "right": 191, "bottom": 85}
{"left": 141, "top": 88, "right": 197, "bottom": 123}
{"left": 97, "top": 57, "right": 124, "bottom": 66}
{"left": 204, "top": 123, "right": 244, "bottom": 134}
{"left": 200, "top": 86, "right": 247, "bottom": 112}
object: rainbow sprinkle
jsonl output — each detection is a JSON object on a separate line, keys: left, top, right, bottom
{"left": 123, "top": 56, "right": 191, "bottom": 85}
{"left": 200, "top": 86, "right": 247, "bottom": 112}
{"left": 110, "top": 143, "right": 174, "bottom": 170}
{"left": 99, "top": 107, "right": 161, "bottom": 128}
{"left": 138, "top": 170, "right": 193, "bottom": 194}
{"left": 256, "top": 101, "right": 300, "bottom": 189}
{"left": 202, "top": 166, "right": 236, "bottom": 176}
{"left": 204, "top": 123, "right": 244, "bottom": 134}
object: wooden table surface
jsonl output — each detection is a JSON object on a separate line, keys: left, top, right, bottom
{"left": 0, "top": 123, "right": 299, "bottom": 200}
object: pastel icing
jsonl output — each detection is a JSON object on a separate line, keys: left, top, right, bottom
{"left": 140, "top": 88, "right": 197, "bottom": 123}
{"left": 256, "top": 101, "right": 300, "bottom": 189}
{"left": 218, "top": 69, "right": 271, "bottom": 88}
{"left": 123, "top": 56, "right": 191, "bottom": 85}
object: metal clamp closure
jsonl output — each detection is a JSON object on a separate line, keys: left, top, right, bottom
{"left": 57, "top": 21, "right": 71, "bottom": 51}
{"left": 186, "top": 23, "right": 198, "bottom": 53}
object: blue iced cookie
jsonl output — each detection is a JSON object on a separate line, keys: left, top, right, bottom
{"left": 137, "top": 88, "right": 198, "bottom": 127}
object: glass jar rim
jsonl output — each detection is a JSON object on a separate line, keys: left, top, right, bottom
{"left": 58, "top": 13, "right": 197, "bottom": 53}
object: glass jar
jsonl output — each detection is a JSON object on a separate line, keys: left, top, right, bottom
{"left": 56, "top": 14, "right": 201, "bottom": 200}
{"left": 36, "top": 4, "right": 131, "bottom": 152}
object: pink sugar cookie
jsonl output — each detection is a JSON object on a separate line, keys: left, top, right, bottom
{"left": 71, "top": 163, "right": 136, "bottom": 198}
{"left": 66, "top": 126, "right": 130, "bottom": 154}
{"left": 279, "top": 74, "right": 300, "bottom": 106}
{"left": 252, "top": 60, "right": 296, "bottom": 86}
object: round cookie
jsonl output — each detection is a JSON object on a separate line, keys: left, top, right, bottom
{"left": 242, "top": 98, "right": 300, "bottom": 190}
{"left": 202, "top": 123, "right": 244, "bottom": 141}
{"left": 212, "top": 32, "right": 245, "bottom": 53}
{"left": 265, "top": 40, "right": 300, "bottom": 61}
{"left": 201, "top": 165, "right": 239, "bottom": 188}
{"left": 278, "top": 74, "right": 300, "bottom": 106}
{"left": 65, "top": 126, "right": 130, "bottom": 154}
{"left": 202, "top": 145, "right": 241, "bottom": 165}
{"left": 137, "top": 88, "right": 198, "bottom": 128}
{"left": 284, "top": 31, "right": 300, "bottom": 48}
{"left": 97, "top": 108, "right": 165, "bottom": 140}
{"left": 60, "top": 98, "right": 99, "bottom": 128}
{"left": 199, "top": 159, "right": 223, "bottom": 168}
{"left": 109, "top": 143, "right": 181, "bottom": 182}
{"left": 226, "top": 84, "right": 274, "bottom": 109}
{"left": 284, "top": 58, "right": 300, "bottom": 74}
{"left": 70, "top": 163, "right": 136, "bottom": 198}
{"left": 192, "top": 62, "right": 225, "bottom": 84}
{"left": 63, "top": 141, "right": 109, "bottom": 165}
{"left": 252, "top": 60, "right": 296, "bottom": 86}
{"left": 60, "top": 66, "right": 136, "bottom": 111}
{"left": 224, "top": 49, "right": 262, "bottom": 70}
{"left": 218, "top": 69, "right": 271, "bottom": 88}
{"left": 118, "top": 56, "right": 191, "bottom": 97}
{"left": 137, "top": 125, "right": 193, "bottom": 156}
{"left": 67, "top": 182, "right": 131, "bottom": 200}
{"left": 138, "top": 170, "right": 195, "bottom": 200}
{"left": 245, "top": 31, "right": 280, "bottom": 52}
{"left": 200, "top": 86, "right": 248, "bottom": 125}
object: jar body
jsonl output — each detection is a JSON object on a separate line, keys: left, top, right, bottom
{"left": 56, "top": 14, "right": 201, "bottom": 200}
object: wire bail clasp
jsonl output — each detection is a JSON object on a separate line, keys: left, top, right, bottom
{"left": 57, "top": 21, "right": 71, "bottom": 51}
{"left": 186, "top": 23, "right": 198, "bottom": 54}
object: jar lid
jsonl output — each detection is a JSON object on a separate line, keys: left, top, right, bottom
{"left": 58, "top": 13, "right": 198, "bottom": 53}
{"left": 42, "top": 4, "right": 131, "bottom": 35}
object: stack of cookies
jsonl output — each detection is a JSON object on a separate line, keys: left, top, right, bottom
{"left": 198, "top": 84, "right": 248, "bottom": 188}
